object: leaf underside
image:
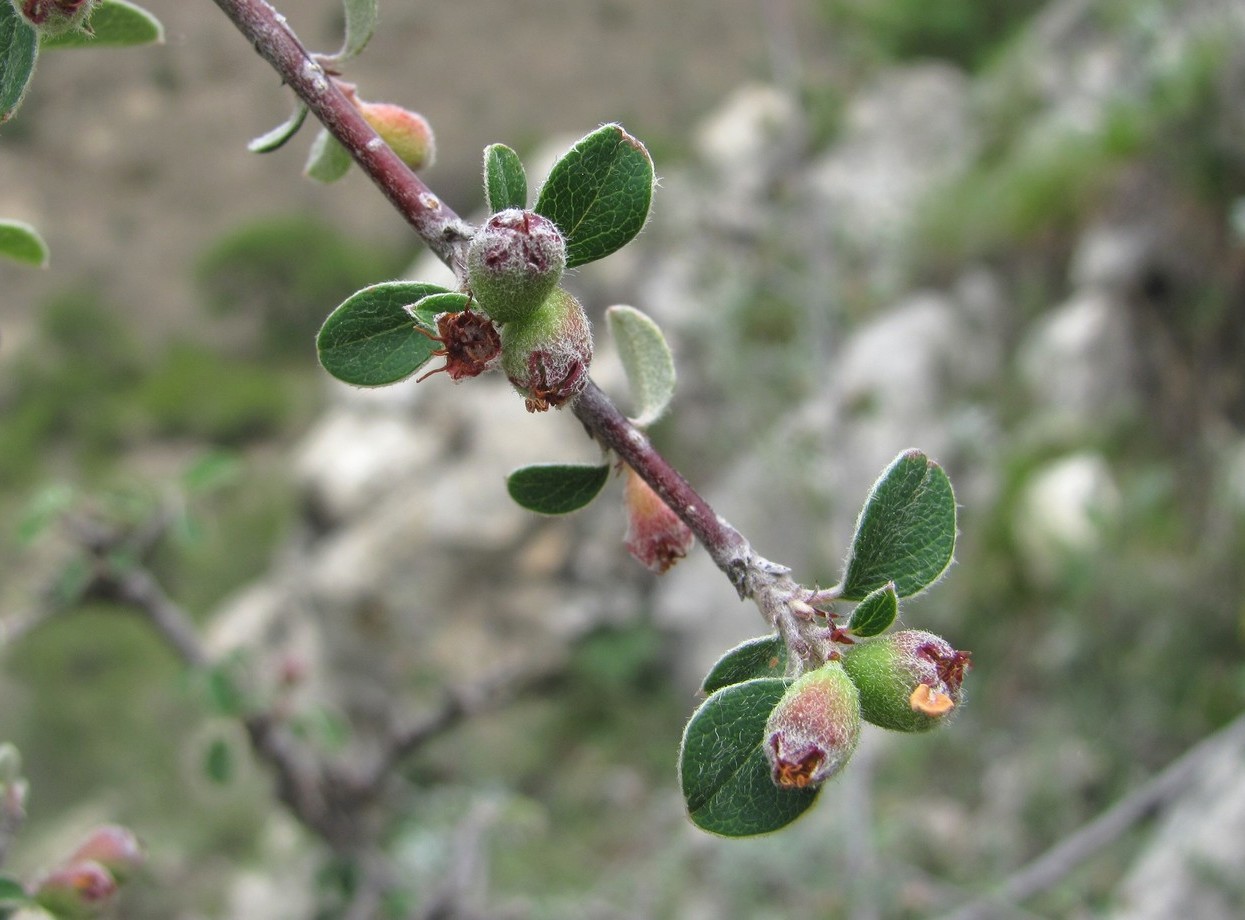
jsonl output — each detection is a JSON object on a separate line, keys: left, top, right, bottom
{"left": 607, "top": 304, "right": 675, "bottom": 427}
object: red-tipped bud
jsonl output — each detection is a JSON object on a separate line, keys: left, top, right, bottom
{"left": 764, "top": 662, "right": 861, "bottom": 790}
{"left": 356, "top": 101, "right": 435, "bottom": 172}
{"left": 67, "top": 825, "right": 143, "bottom": 884}
{"left": 840, "top": 629, "right": 970, "bottom": 733}
{"left": 9, "top": 0, "right": 98, "bottom": 35}
{"left": 34, "top": 860, "right": 117, "bottom": 919}
{"left": 500, "top": 287, "right": 592, "bottom": 411}
{"left": 467, "top": 209, "right": 567, "bottom": 325}
{"left": 622, "top": 465, "right": 694, "bottom": 573}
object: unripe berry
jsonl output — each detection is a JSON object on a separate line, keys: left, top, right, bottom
{"left": 840, "top": 629, "right": 970, "bottom": 733}
{"left": 467, "top": 209, "right": 567, "bottom": 325}
{"left": 500, "top": 287, "right": 592, "bottom": 412}
{"left": 623, "top": 465, "right": 694, "bottom": 573}
{"left": 67, "top": 825, "right": 144, "bottom": 884}
{"left": 357, "top": 102, "right": 436, "bottom": 171}
{"left": 764, "top": 662, "right": 861, "bottom": 790}
{"left": 34, "top": 860, "right": 117, "bottom": 919}
{"left": 9, "top": 0, "right": 98, "bottom": 35}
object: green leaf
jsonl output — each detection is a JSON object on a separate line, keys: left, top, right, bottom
{"left": 248, "top": 102, "right": 309, "bottom": 153}
{"left": 0, "top": 219, "right": 49, "bottom": 266}
{"left": 317, "top": 281, "right": 450, "bottom": 386}
{"left": 334, "top": 0, "right": 378, "bottom": 61}
{"left": 534, "top": 123, "right": 653, "bottom": 268}
{"left": 483, "top": 143, "right": 528, "bottom": 212}
{"left": 0, "top": 877, "right": 29, "bottom": 905}
{"left": 701, "top": 635, "right": 787, "bottom": 695}
{"left": 409, "top": 291, "right": 470, "bottom": 315}
{"left": 305, "top": 127, "right": 353, "bottom": 183}
{"left": 41, "top": 0, "right": 164, "bottom": 48}
{"left": 506, "top": 464, "right": 610, "bottom": 515}
{"left": 16, "top": 483, "right": 75, "bottom": 544}
{"left": 840, "top": 449, "right": 956, "bottom": 601}
{"left": 680, "top": 677, "right": 819, "bottom": 837}
{"left": 204, "top": 737, "right": 234, "bottom": 785}
{"left": 181, "top": 449, "right": 241, "bottom": 495}
{"left": 846, "top": 582, "right": 898, "bottom": 638}
{"left": 606, "top": 304, "right": 675, "bottom": 427}
{"left": 0, "top": 6, "right": 38, "bottom": 124}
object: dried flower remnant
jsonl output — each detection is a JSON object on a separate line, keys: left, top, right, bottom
{"left": 414, "top": 309, "right": 502, "bottom": 382}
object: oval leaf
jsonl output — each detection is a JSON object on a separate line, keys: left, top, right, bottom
{"left": 317, "top": 281, "right": 451, "bottom": 386}
{"left": 334, "top": 0, "right": 378, "bottom": 62}
{"left": 248, "top": 102, "right": 309, "bottom": 153}
{"left": 840, "top": 449, "right": 956, "bottom": 601}
{"left": 606, "top": 304, "right": 675, "bottom": 427}
{"left": 680, "top": 677, "right": 819, "bottom": 837}
{"left": 41, "top": 0, "right": 164, "bottom": 48}
{"left": 484, "top": 143, "right": 528, "bottom": 212}
{"left": 534, "top": 123, "right": 653, "bottom": 268}
{"left": 0, "top": 875, "right": 30, "bottom": 904}
{"left": 846, "top": 582, "right": 898, "bottom": 638}
{"left": 1, "top": 6, "right": 39, "bottom": 124}
{"left": 506, "top": 464, "right": 610, "bottom": 515}
{"left": 701, "top": 635, "right": 787, "bottom": 695}
{"left": 0, "top": 218, "right": 49, "bottom": 267}
{"left": 305, "top": 127, "right": 353, "bottom": 183}
{"left": 409, "top": 291, "right": 470, "bottom": 316}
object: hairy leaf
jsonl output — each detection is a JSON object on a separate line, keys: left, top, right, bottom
{"left": 680, "top": 677, "right": 819, "bottom": 837}
{"left": 846, "top": 582, "right": 898, "bottom": 638}
{"left": 0, "top": 6, "right": 38, "bottom": 124}
{"left": 840, "top": 450, "right": 956, "bottom": 600}
{"left": 248, "top": 102, "right": 309, "bottom": 153}
{"left": 534, "top": 123, "right": 653, "bottom": 268}
{"left": 305, "top": 127, "right": 353, "bottom": 183}
{"left": 0, "top": 218, "right": 48, "bottom": 267}
{"left": 409, "top": 291, "right": 470, "bottom": 315}
{"left": 335, "top": 0, "right": 378, "bottom": 61}
{"left": 607, "top": 304, "right": 675, "bottom": 427}
{"left": 41, "top": 0, "right": 164, "bottom": 48}
{"left": 506, "top": 464, "right": 610, "bottom": 515}
{"left": 484, "top": 143, "right": 528, "bottom": 212}
{"left": 701, "top": 635, "right": 787, "bottom": 695}
{"left": 317, "top": 281, "right": 450, "bottom": 386}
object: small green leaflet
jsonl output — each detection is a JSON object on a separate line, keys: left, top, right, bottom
{"left": 506, "top": 464, "right": 610, "bottom": 515}
{"left": 317, "top": 281, "right": 450, "bottom": 386}
{"left": 0, "top": 877, "right": 30, "bottom": 905}
{"left": 248, "top": 102, "right": 309, "bottom": 153}
{"left": 305, "top": 128, "right": 353, "bottom": 183}
{"left": 333, "top": 0, "right": 379, "bottom": 62}
{"left": 606, "top": 305, "right": 675, "bottom": 427}
{"left": 680, "top": 677, "right": 819, "bottom": 837}
{"left": 534, "top": 123, "right": 653, "bottom": 268}
{"left": 701, "top": 635, "right": 787, "bottom": 695}
{"left": 839, "top": 449, "right": 956, "bottom": 601}
{"left": 409, "top": 291, "right": 470, "bottom": 315}
{"left": 0, "top": 5, "right": 38, "bottom": 124}
{"left": 846, "top": 582, "right": 898, "bottom": 637}
{"left": 0, "top": 218, "right": 48, "bottom": 267}
{"left": 41, "top": 0, "right": 163, "bottom": 48}
{"left": 484, "top": 143, "right": 528, "bottom": 212}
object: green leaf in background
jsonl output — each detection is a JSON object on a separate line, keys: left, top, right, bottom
{"left": 334, "top": 0, "right": 378, "bottom": 62}
{"left": 180, "top": 449, "right": 241, "bottom": 496}
{"left": 248, "top": 102, "right": 309, "bottom": 153}
{"left": 0, "top": 219, "right": 48, "bottom": 266}
{"left": 483, "top": 143, "right": 528, "bottom": 212}
{"left": 701, "top": 635, "right": 787, "bottom": 695}
{"left": 680, "top": 677, "right": 819, "bottom": 837}
{"left": 0, "top": 877, "right": 30, "bottom": 905}
{"left": 204, "top": 737, "right": 234, "bottom": 785}
{"left": 606, "top": 304, "right": 675, "bottom": 427}
{"left": 840, "top": 449, "right": 956, "bottom": 601}
{"left": 16, "top": 483, "right": 75, "bottom": 544}
{"left": 846, "top": 582, "right": 898, "bottom": 638}
{"left": 534, "top": 123, "right": 653, "bottom": 268}
{"left": 305, "top": 127, "right": 353, "bottom": 183}
{"left": 0, "top": 6, "right": 38, "bottom": 124}
{"left": 506, "top": 464, "right": 610, "bottom": 515}
{"left": 40, "top": 0, "right": 164, "bottom": 48}
{"left": 317, "top": 281, "right": 450, "bottom": 386}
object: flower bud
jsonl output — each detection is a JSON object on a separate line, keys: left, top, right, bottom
{"left": 34, "top": 860, "right": 116, "bottom": 919}
{"left": 67, "top": 825, "right": 143, "bottom": 884}
{"left": 500, "top": 287, "right": 592, "bottom": 412}
{"left": 840, "top": 629, "right": 970, "bottom": 733}
{"left": 357, "top": 101, "right": 436, "bottom": 172}
{"left": 467, "top": 209, "right": 567, "bottom": 325}
{"left": 764, "top": 662, "right": 861, "bottom": 790}
{"left": 623, "top": 465, "right": 694, "bottom": 573}
{"left": 9, "top": 0, "right": 98, "bottom": 35}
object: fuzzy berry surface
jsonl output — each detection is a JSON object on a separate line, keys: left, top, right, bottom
{"left": 467, "top": 209, "right": 567, "bottom": 325}
{"left": 763, "top": 662, "right": 861, "bottom": 790}
{"left": 500, "top": 287, "right": 592, "bottom": 412}
{"left": 841, "top": 629, "right": 970, "bottom": 733}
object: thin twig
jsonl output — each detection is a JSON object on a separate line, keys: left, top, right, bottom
{"left": 936, "top": 712, "right": 1245, "bottom": 920}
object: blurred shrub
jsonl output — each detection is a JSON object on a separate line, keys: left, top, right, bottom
{"left": 195, "top": 215, "right": 410, "bottom": 361}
